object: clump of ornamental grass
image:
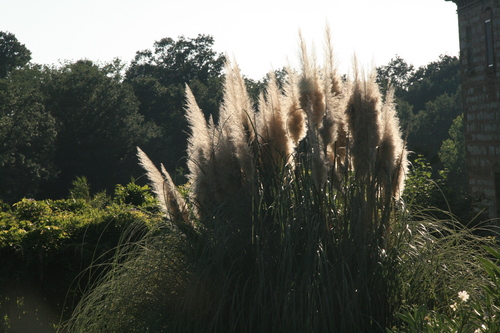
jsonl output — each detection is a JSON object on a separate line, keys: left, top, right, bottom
{"left": 60, "top": 29, "right": 491, "bottom": 333}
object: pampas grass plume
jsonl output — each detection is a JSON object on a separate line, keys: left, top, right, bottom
{"left": 378, "top": 86, "right": 408, "bottom": 199}
{"left": 137, "top": 147, "right": 189, "bottom": 224}
{"left": 219, "top": 61, "right": 255, "bottom": 183}
{"left": 257, "top": 71, "right": 294, "bottom": 169}
{"left": 137, "top": 147, "right": 168, "bottom": 213}
{"left": 283, "top": 68, "right": 307, "bottom": 146}
{"left": 346, "top": 59, "right": 382, "bottom": 177}
{"left": 298, "top": 33, "right": 326, "bottom": 128}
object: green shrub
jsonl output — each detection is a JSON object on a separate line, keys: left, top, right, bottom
{"left": 48, "top": 199, "right": 89, "bottom": 213}
{"left": 114, "top": 180, "right": 157, "bottom": 208}
{"left": 0, "top": 182, "right": 162, "bottom": 332}
{"left": 13, "top": 198, "right": 52, "bottom": 224}
{"left": 69, "top": 176, "right": 91, "bottom": 202}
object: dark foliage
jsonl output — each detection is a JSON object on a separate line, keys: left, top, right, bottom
{"left": 0, "top": 181, "right": 159, "bottom": 332}
{"left": 0, "top": 66, "right": 57, "bottom": 203}
{"left": 125, "top": 35, "right": 225, "bottom": 177}
{"left": 41, "top": 60, "right": 158, "bottom": 198}
{"left": 0, "top": 31, "right": 32, "bottom": 79}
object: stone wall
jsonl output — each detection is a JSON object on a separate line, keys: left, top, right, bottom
{"left": 454, "top": 0, "right": 500, "bottom": 217}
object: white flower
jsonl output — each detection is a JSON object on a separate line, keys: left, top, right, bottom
{"left": 450, "top": 302, "right": 458, "bottom": 311}
{"left": 458, "top": 290, "right": 469, "bottom": 303}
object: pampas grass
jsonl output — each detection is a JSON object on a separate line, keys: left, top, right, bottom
{"left": 256, "top": 72, "right": 294, "bottom": 171}
{"left": 137, "top": 147, "right": 189, "bottom": 224}
{"left": 61, "top": 29, "right": 493, "bottom": 333}
{"left": 283, "top": 68, "right": 307, "bottom": 146}
{"left": 378, "top": 86, "right": 408, "bottom": 200}
{"left": 346, "top": 59, "right": 383, "bottom": 179}
{"left": 298, "top": 33, "right": 326, "bottom": 129}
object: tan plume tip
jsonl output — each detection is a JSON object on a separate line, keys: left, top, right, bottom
{"left": 185, "top": 84, "right": 212, "bottom": 184}
{"left": 137, "top": 147, "right": 168, "bottom": 213}
{"left": 323, "top": 24, "right": 343, "bottom": 97}
{"left": 377, "top": 86, "right": 408, "bottom": 199}
{"left": 346, "top": 62, "right": 382, "bottom": 175}
{"left": 160, "top": 164, "right": 189, "bottom": 223}
{"left": 217, "top": 60, "right": 256, "bottom": 182}
{"left": 137, "top": 147, "right": 189, "bottom": 224}
{"left": 298, "top": 33, "right": 326, "bottom": 128}
{"left": 257, "top": 71, "right": 294, "bottom": 168}
{"left": 283, "top": 68, "right": 307, "bottom": 146}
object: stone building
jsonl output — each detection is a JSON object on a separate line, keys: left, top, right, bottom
{"left": 446, "top": 0, "right": 500, "bottom": 218}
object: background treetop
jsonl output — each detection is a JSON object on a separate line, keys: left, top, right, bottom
{"left": 0, "top": 31, "right": 32, "bottom": 79}
{"left": 126, "top": 34, "right": 226, "bottom": 86}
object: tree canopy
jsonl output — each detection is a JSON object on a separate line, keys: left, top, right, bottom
{"left": 41, "top": 60, "right": 159, "bottom": 198}
{"left": 126, "top": 34, "right": 225, "bottom": 86}
{"left": 377, "top": 55, "right": 462, "bottom": 162}
{"left": 0, "top": 66, "right": 57, "bottom": 202}
{"left": 125, "top": 35, "right": 226, "bottom": 175}
{"left": 0, "top": 31, "right": 32, "bottom": 79}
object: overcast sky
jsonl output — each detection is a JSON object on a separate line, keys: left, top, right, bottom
{"left": 2, "top": 0, "right": 459, "bottom": 79}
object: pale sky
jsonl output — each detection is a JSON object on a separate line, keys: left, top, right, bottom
{"left": 2, "top": 0, "right": 459, "bottom": 79}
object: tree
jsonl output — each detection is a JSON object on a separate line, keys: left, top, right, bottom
{"left": 376, "top": 57, "right": 416, "bottom": 135}
{"left": 0, "top": 66, "right": 57, "bottom": 203}
{"left": 376, "top": 55, "right": 415, "bottom": 94}
{"left": 0, "top": 31, "right": 32, "bottom": 79}
{"left": 405, "top": 55, "right": 460, "bottom": 113}
{"left": 125, "top": 35, "right": 226, "bottom": 176}
{"left": 42, "top": 60, "right": 158, "bottom": 198}
{"left": 377, "top": 55, "right": 461, "bottom": 163}
{"left": 439, "top": 113, "right": 467, "bottom": 196}
{"left": 408, "top": 91, "right": 462, "bottom": 162}
{"left": 126, "top": 34, "right": 225, "bottom": 86}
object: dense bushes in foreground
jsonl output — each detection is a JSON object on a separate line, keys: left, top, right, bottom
{"left": 0, "top": 179, "right": 161, "bottom": 332}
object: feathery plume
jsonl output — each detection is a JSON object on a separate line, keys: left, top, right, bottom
{"left": 184, "top": 84, "right": 215, "bottom": 211}
{"left": 298, "top": 32, "right": 326, "bottom": 128}
{"left": 346, "top": 59, "right": 382, "bottom": 177}
{"left": 283, "top": 68, "right": 307, "bottom": 147}
{"left": 185, "top": 84, "right": 211, "bottom": 178}
{"left": 377, "top": 86, "right": 408, "bottom": 199}
{"left": 137, "top": 147, "right": 167, "bottom": 213}
{"left": 321, "top": 26, "right": 348, "bottom": 168}
{"left": 324, "top": 24, "right": 343, "bottom": 97}
{"left": 161, "top": 164, "right": 189, "bottom": 223}
{"left": 219, "top": 60, "right": 256, "bottom": 183}
{"left": 137, "top": 147, "right": 189, "bottom": 224}
{"left": 257, "top": 71, "right": 294, "bottom": 170}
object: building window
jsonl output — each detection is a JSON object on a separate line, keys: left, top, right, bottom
{"left": 485, "top": 19, "right": 495, "bottom": 67}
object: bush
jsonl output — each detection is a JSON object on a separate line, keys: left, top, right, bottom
{"left": 114, "top": 180, "right": 157, "bottom": 208}
{"left": 0, "top": 181, "right": 161, "bottom": 332}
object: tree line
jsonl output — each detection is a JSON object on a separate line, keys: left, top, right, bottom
{"left": 0, "top": 32, "right": 226, "bottom": 203}
{"left": 377, "top": 54, "right": 466, "bottom": 205}
{"left": 0, "top": 31, "right": 464, "bottom": 206}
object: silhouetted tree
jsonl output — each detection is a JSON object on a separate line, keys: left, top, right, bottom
{"left": 42, "top": 60, "right": 158, "bottom": 198}
{"left": 126, "top": 35, "right": 225, "bottom": 177}
{"left": 0, "top": 31, "right": 32, "bottom": 79}
{"left": 0, "top": 66, "right": 57, "bottom": 202}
